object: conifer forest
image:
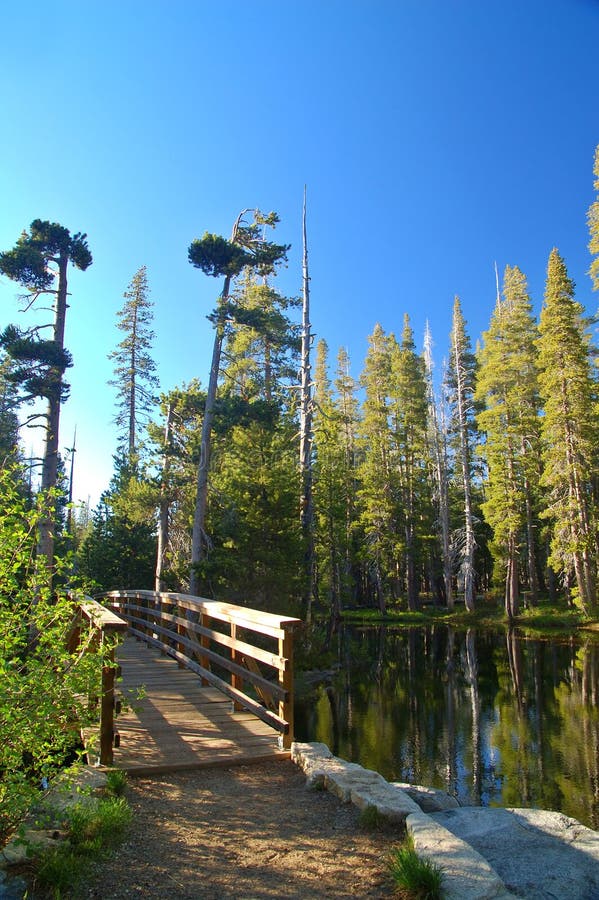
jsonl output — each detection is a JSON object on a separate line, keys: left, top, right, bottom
{"left": 2, "top": 145, "right": 599, "bottom": 630}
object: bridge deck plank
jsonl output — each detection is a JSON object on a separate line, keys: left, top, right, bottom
{"left": 108, "top": 636, "right": 289, "bottom": 774}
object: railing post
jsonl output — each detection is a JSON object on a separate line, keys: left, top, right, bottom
{"left": 140, "top": 592, "right": 149, "bottom": 638}
{"left": 199, "top": 608, "right": 210, "bottom": 686}
{"left": 99, "top": 641, "right": 116, "bottom": 766}
{"left": 278, "top": 624, "right": 295, "bottom": 750}
{"left": 230, "top": 622, "right": 243, "bottom": 711}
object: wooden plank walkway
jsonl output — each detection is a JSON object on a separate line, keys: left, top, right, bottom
{"left": 111, "top": 636, "right": 289, "bottom": 774}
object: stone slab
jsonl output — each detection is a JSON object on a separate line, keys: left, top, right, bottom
{"left": 408, "top": 811, "right": 516, "bottom": 899}
{"left": 392, "top": 781, "right": 460, "bottom": 812}
{"left": 292, "top": 741, "right": 419, "bottom": 823}
{"left": 431, "top": 807, "right": 599, "bottom": 899}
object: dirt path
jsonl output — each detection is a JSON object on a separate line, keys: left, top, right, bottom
{"left": 84, "top": 760, "right": 401, "bottom": 899}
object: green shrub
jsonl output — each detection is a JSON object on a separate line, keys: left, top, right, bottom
{"left": 0, "top": 465, "right": 115, "bottom": 837}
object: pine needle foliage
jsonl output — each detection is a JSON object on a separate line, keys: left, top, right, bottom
{"left": 109, "top": 265, "right": 159, "bottom": 463}
{"left": 588, "top": 144, "right": 599, "bottom": 291}
{"left": 537, "top": 249, "right": 599, "bottom": 613}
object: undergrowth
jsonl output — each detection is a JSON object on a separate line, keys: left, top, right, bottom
{"left": 388, "top": 836, "right": 445, "bottom": 898}
{"left": 29, "top": 772, "right": 131, "bottom": 898}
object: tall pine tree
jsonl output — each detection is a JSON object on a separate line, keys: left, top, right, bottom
{"left": 357, "top": 324, "right": 396, "bottom": 612}
{"left": 0, "top": 220, "right": 92, "bottom": 570}
{"left": 388, "top": 315, "right": 431, "bottom": 610}
{"left": 109, "top": 266, "right": 159, "bottom": 465}
{"left": 476, "top": 266, "right": 542, "bottom": 618}
{"left": 537, "top": 249, "right": 599, "bottom": 614}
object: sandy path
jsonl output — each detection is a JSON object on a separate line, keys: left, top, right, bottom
{"left": 84, "top": 760, "right": 401, "bottom": 899}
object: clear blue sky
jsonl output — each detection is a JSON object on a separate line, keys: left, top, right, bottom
{"left": 1, "top": 0, "right": 598, "bottom": 505}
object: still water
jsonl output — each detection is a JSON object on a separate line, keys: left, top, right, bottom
{"left": 295, "top": 625, "right": 599, "bottom": 829}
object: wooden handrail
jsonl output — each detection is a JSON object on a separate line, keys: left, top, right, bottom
{"left": 69, "top": 595, "right": 128, "bottom": 766}
{"left": 97, "top": 590, "right": 300, "bottom": 749}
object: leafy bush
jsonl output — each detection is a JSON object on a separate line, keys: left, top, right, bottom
{"left": 0, "top": 465, "right": 114, "bottom": 839}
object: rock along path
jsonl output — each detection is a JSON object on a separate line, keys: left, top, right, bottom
{"left": 292, "top": 743, "right": 599, "bottom": 900}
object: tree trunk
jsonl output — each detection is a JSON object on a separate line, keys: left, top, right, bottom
{"left": 299, "top": 187, "right": 315, "bottom": 618}
{"left": 189, "top": 296, "right": 229, "bottom": 595}
{"left": 452, "top": 322, "right": 476, "bottom": 612}
{"left": 155, "top": 402, "right": 173, "bottom": 591}
{"left": 505, "top": 538, "right": 520, "bottom": 620}
{"left": 37, "top": 252, "right": 69, "bottom": 573}
{"left": 424, "top": 329, "right": 454, "bottom": 609}
{"left": 128, "top": 304, "right": 138, "bottom": 462}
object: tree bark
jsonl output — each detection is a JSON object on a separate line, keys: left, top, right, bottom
{"left": 36, "top": 252, "right": 69, "bottom": 572}
{"left": 299, "top": 188, "right": 315, "bottom": 618}
{"left": 452, "top": 324, "right": 476, "bottom": 612}
{"left": 155, "top": 401, "right": 173, "bottom": 591}
{"left": 189, "top": 289, "right": 229, "bottom": 595}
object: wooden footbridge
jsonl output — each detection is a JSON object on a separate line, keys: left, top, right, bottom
{"left": 76, "top": 591, "right": 300, "bottom": 774}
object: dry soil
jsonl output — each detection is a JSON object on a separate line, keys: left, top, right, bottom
{"left": 82, "top": 759, "right": 402, "bottom": 899}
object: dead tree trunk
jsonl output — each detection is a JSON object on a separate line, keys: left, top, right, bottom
{"left": 299, "top": 187, "right": 315, "bottom": 618}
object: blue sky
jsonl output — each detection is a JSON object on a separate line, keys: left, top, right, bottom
{"left": 1, "top": 0, "right": 598, "bottom": 505}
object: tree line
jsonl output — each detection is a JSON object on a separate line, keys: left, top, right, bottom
{"left": 2, "top": 146, "right": 599, "bottom": 623}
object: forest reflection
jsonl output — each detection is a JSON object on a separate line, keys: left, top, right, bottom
{"left": 295, "top": 625, "right": 599, "bottom": 829}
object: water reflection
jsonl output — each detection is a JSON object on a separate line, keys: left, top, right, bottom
{"left": 295, "top": 625, "right": 599, "bottom": 829}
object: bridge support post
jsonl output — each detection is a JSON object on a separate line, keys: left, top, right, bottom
{"left": 278, "top": 626, "right": 295, "bottom": 750}
{"left": 100, "top": 645, "right": 116, "bottom": 766}
{"left": 230, "top": 623, "right": 243, "bottom": 710}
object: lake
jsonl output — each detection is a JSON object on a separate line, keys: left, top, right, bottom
{"left": 295, "top": 624, "right": 599, "bottom": 829}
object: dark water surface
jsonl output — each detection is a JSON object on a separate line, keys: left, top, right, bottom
{"left": 295, "top": 625, "right": 599, "bottom": 829}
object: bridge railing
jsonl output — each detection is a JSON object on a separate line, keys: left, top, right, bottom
{"left": 98, "top": 590, "right": 301, "bottom": 749}
{"left": 68, "top": 596, "right": 128, "bottom": 767}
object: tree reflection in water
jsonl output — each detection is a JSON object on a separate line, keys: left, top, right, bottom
{"left": 295, "top": 624, "right": 599, "bottom": 829}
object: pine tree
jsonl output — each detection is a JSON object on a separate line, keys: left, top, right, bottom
{"left": 187, "top": 210, "right": 289, "bottom": 595}
{"left": 0, "top": 353, "right": 20, "bottom": 463}
{"left": 78, "top": 457, "right": 156, "bottom": 592}
{"left": 109, "top": 266, "right": 159, "bottom": 464}
{"left": 476, "top": 266, "right": 542, "bottom": 618}
{"left": 190, "top": 265, "right": 300, "bottom": 605}
{"left": 334, "top": 346, "right": 361, "bottom": 603}
{"left": 313, "top": 339, "right": 349, "bottom": 627}
{"left": 588, "top": 143, "right": 599, "bottom": 291}
{"left": 147, "top": 382, "right": 204, "bottom": 591}
{"left": 388, "top": 315, "right": 431, "bottom": 610}
{"left": 537, "top": 249, "right": 599, "bottom": 613}
{"left": 0, "top": 220, "right": 92, "bottom": 569}
{"left": 357, "top": 324, "right": 396, "bottom": 612}
{"left": 446, "top": 297, "right": 478, "bottom": 611}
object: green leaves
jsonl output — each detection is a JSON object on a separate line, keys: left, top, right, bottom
{"left": 0, "top": 466, "right": 110, "bottom": 836}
